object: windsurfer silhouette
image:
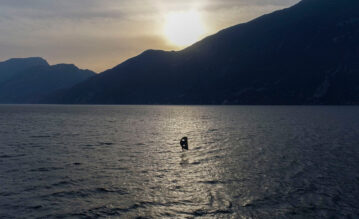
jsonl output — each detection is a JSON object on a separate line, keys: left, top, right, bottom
{"left": 180, "top": 137, "right": 189, "bottom": 150}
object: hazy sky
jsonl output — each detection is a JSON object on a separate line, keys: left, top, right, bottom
{"left": 0, "top": 0, "right": 300, "bottom": 72}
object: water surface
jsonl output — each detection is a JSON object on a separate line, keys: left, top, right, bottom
{"left": 0, "top": 105, "right": 359, "bottom": 218}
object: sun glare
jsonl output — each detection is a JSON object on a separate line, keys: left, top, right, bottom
{"left": 164, "top": 10, "right": 206, "bottom": 47}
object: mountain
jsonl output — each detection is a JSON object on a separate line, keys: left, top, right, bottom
{"left": 0, "top": 57, "right": 49, "bottom": 84}
{"left": 53, "top": 0, "right": 359, "bottom": 105}
{"left": 0, "top": 58, "right": 95, "bottom": 103}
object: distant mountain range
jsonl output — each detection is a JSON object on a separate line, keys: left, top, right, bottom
{"left": 0, "top": 58, "right": 95, "bottom": 103}
{"left": 2, "top": 0, "right": 359, "bottom": 105}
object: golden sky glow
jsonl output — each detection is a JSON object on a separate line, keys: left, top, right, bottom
{"left": 164, "top": 10, "right": 206, "bottom": 47}
{"left": 0, "top": 0, "right": 300, "bottom": 72}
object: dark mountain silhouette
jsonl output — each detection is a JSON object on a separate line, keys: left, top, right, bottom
{"left": 0, "top": 58, "right": 95, "bottom": 103}
{"left": 52, "top": 0, "right": 359, "bottom": 104}
{"left": 0, "top": 57, "right": 49, "bottom": 84}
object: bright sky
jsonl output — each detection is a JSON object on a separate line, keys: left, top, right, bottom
{"left": 0, "top": 0, "right": 300, "bottom": 72}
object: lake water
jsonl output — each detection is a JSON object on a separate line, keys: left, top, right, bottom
{"left": 0, "top": 105, "right": 359, "bottom": 218}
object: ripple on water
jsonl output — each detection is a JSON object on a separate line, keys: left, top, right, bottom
{"left": 98, "top": 142, "right": 114, "bottom": 146}
{"left": 30, "top": 167, "right": 64, "bottom": 172}
{"left": 0, "top": 154, "right": 26, "bottom": 159}
{"left": 44, "top": 187, "right": 128, "bottom": 199}
{"left": 30, "top": 135, "right": 51, "bottom": 138}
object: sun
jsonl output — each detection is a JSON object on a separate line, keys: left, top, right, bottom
{"left": 163, "top": 10, "right": 206, "bottom": 47}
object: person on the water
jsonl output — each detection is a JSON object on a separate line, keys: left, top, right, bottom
{"left": 180, "top": 137, "right": 189, "bottom": 150}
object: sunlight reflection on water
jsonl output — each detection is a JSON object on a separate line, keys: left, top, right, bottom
{"left": 1, "top": 105, "right": 359, "bottom": 218}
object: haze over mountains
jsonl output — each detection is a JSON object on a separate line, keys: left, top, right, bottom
{"left": 2, "top": 0, "right": 359, "bottom": 105}
{"left": 0, "top": 58, "right": 95, "bottom": 103}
